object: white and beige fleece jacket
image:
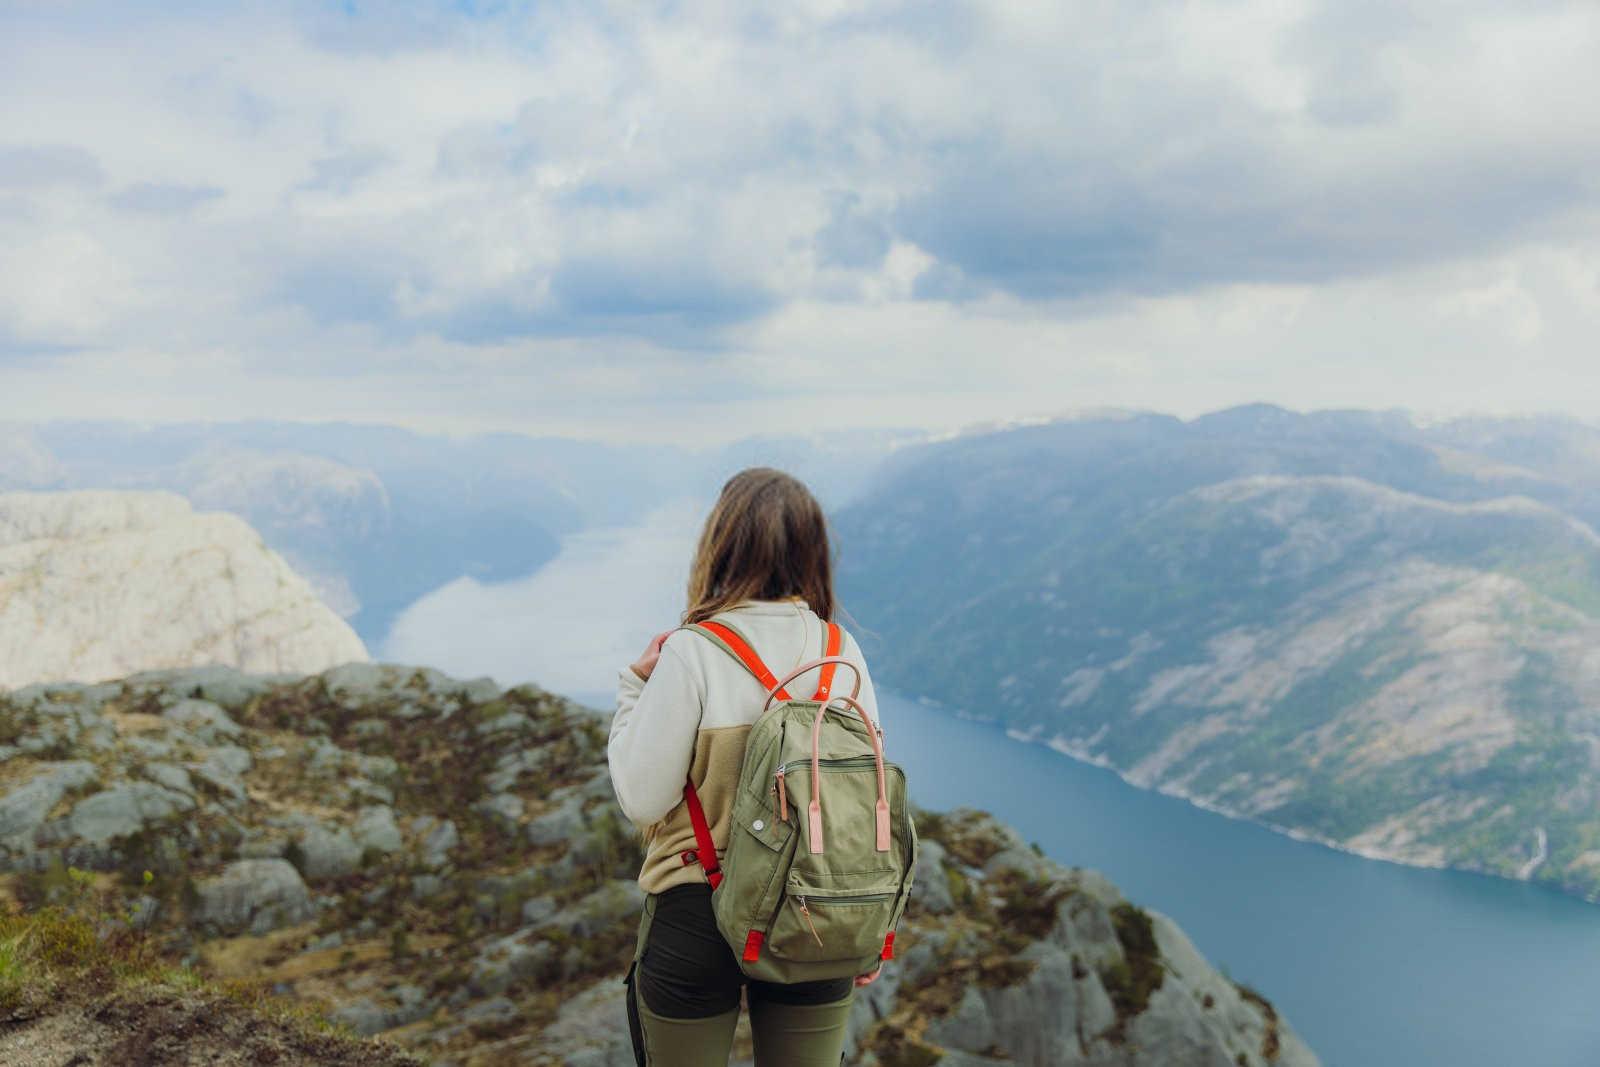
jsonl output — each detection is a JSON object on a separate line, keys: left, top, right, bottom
{"left": 608, "top": 597, "right": 881, "bottom": 895}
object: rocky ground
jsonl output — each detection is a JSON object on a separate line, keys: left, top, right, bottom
{"left": 0, "top": 664, "right": 1317, "bottom": 1065}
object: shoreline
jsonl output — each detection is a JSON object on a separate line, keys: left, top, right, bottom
{"left": 906, "top": 694, "right": 1591, "bottom": 901}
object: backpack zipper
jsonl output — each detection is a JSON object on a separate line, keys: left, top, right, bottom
{"left": 776, "top": 755, "right": 882, "bottom": 776}
{"left": 796, "top": 895, "right": 824, "bottom": 947}
{"left": 796, "top": 891, "right": 895, "bottom": 905}
{"left": 774, "top": 755, "right": 894, "bottom": 823}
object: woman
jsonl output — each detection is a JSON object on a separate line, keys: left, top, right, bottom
{"left": 608, "top": 467, "right": 882, "bottom": 1066}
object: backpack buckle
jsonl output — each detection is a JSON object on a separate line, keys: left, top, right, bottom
{"left": 680, "top": 850, "right": 698, "bottom": 866}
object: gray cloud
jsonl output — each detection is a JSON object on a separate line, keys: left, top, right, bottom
{"left": 0, "top": 144, "right": 103, "bottom": 190}
{"left": 109, "top": 181, "right": 224, "bottom": 214}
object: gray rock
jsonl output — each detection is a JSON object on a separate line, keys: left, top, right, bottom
{"left": 294, "top": 823, "right": 363, "bottom": 881}
{"left": 470, "top": 930, "right": 554, "bottom": 995}
{"left": 140, "top": 762, "right": 195, "bottom": 795}
{"left": 65, "top": 782, "right": 194, "bottom": 845}
{"left": 163, "top": 699, "right": 243, "bottom": 742}
{"left": 475, "top": 711, "right": 532, "bottom": 736}
{"left": 333, "top": 984, "right": 434, "bottom": 1036}
{"left": 909, "top": 839, "right": 953, "bottom": 914}
{"left": 124, "top": 665, "right": 288, "bottom": 710}
{"left": 414, "top": 817, "right": 458, "bottom": 869}
{"left": 540, "top": 980, "right": 638, "bottom": 1067}
{"left": 521, "top": 895, "right": 557, "bottom": 926}
{"left": 459, "top": 995, "right": 517, "bottom": 1026}
{"left": 331, "top": 997, "right": 389, "bottom": 1037}
{"left": 194, "top": 858, "right": 312, "bottom": 934}
{"left": 526, "top": 796, "right": 586, "bottom": 847}
{"left": 303, "top": 736, "right": 347, "bottom": 774}
{"left": 475, "top": 792, "right": 524, "bottom": 834}
{"left": 353, "top": 805, "right": 403, "bottom": 856}
{"left": 543, "top": 880, "right": 644, "bottom": 940}
{"left": 187, "top": 745, "right": 252, "bottom": 801}
{"left": 320, "top": 662, "right": 394, "bottom": 708}
{"left": 927, "top": 986, "right": 998, "bottom": 1052}
{"left": 125, "top": 736, "right": 176, "bottom": 761}
{"left": 0, "top": 760, "right": 97, "bottom": 852}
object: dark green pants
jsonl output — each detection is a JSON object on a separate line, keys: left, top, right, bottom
{"left": 626, "top": 885, "right": 855, "bottom": 1065}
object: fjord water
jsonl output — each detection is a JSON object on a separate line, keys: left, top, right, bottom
{"left": 880, "top": 690, "right": 1600, "bottom": 1067}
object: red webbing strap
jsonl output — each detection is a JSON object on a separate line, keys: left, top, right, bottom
{"left": 814, "top": 621, "right": 842, "bottom": 700}
{"left": 742, "top": 929, "right": 765, "bottom": 962}
{"left": 680, "top": 620, "right": 792, "bottom": 892}
{"left": 881, "top": 931, "right": 896, "bottom": 960}
{"left": 681, "top": 780, "right": 723, "bottom": 889}
{"left": 693, "top": 621, "right": 791, "bottom": 701}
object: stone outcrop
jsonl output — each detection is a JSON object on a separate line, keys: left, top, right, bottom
{"left": 0, "top": 490, "right": 367, "bottom": 690}
{"left": 0, "top": 664, "right": 1318, "bottom": 1066}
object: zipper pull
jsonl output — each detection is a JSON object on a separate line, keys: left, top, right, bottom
{"left": 776, "top": 769, "right": 788, "bottom": 822}
{"left": 798, "top": 895, "right": 824, "bottom": 948}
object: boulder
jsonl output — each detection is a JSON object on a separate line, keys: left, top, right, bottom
{"left": 194, "top": 858, "right": 313, "bottom": 934}
{"left": 163, "top": 699, "right": 243, "bottom": 742}
{"left": 65, "top": 782, "right": 195, "bottom": 846}
{"left": 353, "top": 805, "right": 404, "bottom": 856}
{"left": 293, "top": 823, "right": 363, "bottom": 881}
{"left": 0, "top": 760, "right": 97, "bottom": 853}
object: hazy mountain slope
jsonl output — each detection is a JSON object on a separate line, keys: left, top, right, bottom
{"left": 0, "top": 423, "right": 64, "bottom": 489}
{"left": 836, "top": 408, "right": 1600, "bottom": 900}
{"left": 6, "top": 420, "right": 920, "bottom": 647}
{"left": 0, "top": 491, "right": 367, "bottom": 689}
{"left": 0, "top": 665, "right": 1315, "bottom": 1067}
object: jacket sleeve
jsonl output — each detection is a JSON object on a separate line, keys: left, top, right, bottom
{"left": 608, "top": 633, "right": 704, "bottom": 828}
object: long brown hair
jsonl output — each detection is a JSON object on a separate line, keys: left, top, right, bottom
{"left": 683, "top": 467, "right": 835, "bottom": 624}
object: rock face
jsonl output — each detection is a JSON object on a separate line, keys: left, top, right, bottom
{"left": 0, "top": 490, "right": 367, "bottom": 689}
{"left": 0, "top": 664, "right": 1317, "bottom": 1067}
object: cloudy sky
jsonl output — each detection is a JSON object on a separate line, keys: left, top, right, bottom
{"left": 3, "top": 0, "right": 1598, "bottom": 442}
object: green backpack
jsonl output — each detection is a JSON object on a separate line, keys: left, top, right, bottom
{"left": 678, "top": 617, "right": 918, "bottom": 984}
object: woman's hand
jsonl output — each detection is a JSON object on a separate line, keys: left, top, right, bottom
{"left": 629, "top": 630, "right": 674, "bottom": 682}
{"left": 854, "top": 965, "right": 882, "bottom": 988}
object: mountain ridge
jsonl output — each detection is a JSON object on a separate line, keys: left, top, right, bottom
{"left": 835, "top": 409, "right": 1600, "bottom": 901}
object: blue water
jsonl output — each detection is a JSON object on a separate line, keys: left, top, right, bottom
{"left": 879, "top": 689, "right": 1600, "bottom": 1067}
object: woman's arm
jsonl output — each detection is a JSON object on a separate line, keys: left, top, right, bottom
{"left": 607, "top": 630, "right": 705, "bottom": 827}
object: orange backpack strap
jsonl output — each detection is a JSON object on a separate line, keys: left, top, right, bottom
{"left": 677, "top": 618, "right": 841, "bottom": 890}
{"left": 678, "top": 619, "right": 788, "bottom": 891}
{"left": 815, "top": 621, "right": 841, "bottom": 701}
{"left": 685, "top": 620, "right": 791, "bottom": 701}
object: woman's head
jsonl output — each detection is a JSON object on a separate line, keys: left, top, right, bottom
{"left": 684, "top": 467, "right": 834, "bottom": 624}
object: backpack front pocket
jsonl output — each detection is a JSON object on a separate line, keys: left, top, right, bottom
{"left": 766, "top": 875, "right": 899, "bottom": 963}
{"left": 713, "top": 792, "right": 795, "bottom": 937}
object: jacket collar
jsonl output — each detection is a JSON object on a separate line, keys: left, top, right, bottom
{"left": 724, "top": 597, "right": 811, "bottom": 616}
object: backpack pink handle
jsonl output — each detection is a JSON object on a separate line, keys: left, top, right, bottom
{"left": 806, "top": 694, "right": 891, "bottom": 855}
{"left": 763, "top": 656, "right": 863, "bottom": 711}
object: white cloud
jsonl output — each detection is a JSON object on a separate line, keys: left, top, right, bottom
{"left": 2, "top": 1, "right": 1598, "bottom": 431}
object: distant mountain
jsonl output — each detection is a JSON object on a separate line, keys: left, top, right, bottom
{"left": 2, "top": 420, "right": 923, "bottom": 646}
{"left": 835, "top": 406, "right": 1600, "bottom": 901}
{"left": 0, "top": 490, "right": 366, "bottom": 689}
{"left": 0, "top": 664, "right": 1316, "bottom": 1066}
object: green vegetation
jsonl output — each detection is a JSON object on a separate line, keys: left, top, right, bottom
{"left": 1098, "top": 903, "right": 1165, "bottom": 1044}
